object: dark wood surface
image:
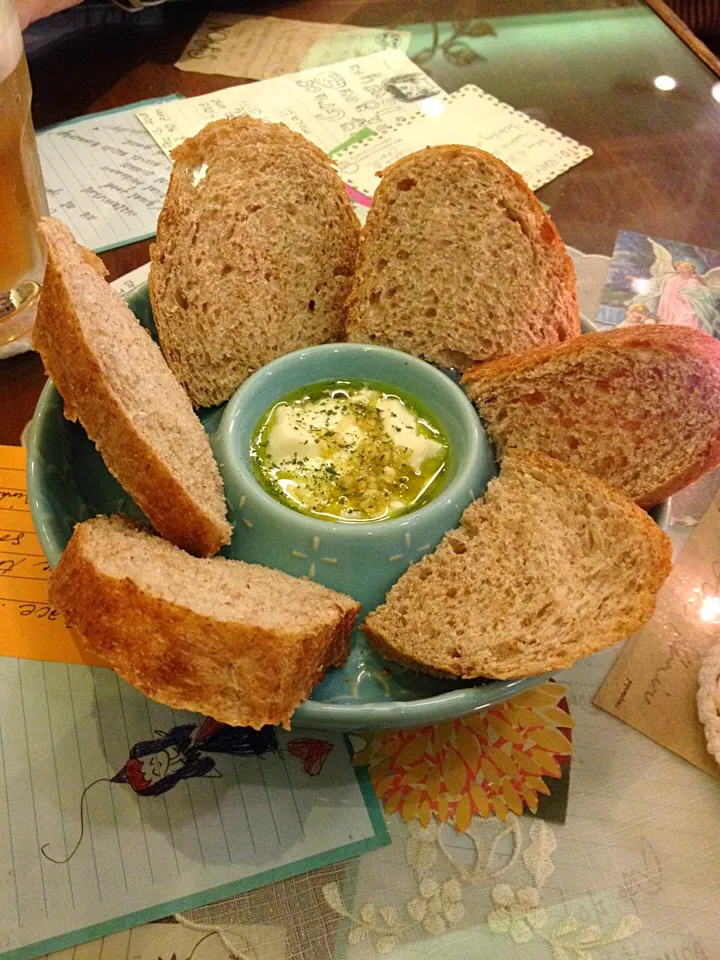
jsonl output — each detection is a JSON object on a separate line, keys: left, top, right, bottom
{"left": 3, "top": 0, "right": 720, "bottom": 444}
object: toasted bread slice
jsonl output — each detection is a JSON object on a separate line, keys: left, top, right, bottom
{"left": 364, "top": 450, "right": 671, "bottom": 680}
{"left": 463, "top": 324, "right": 720, "bottom": 508}
{"left": 149, "top": 117, "right": 360, "bottom": 407}
{"left": 50, "top": 516, "right": 360, "bottom": 729}
{"left": 345, "top": 145, "right": 579, "bottom": 370}
{"left": 33, "top": 218, "right": 231, "bottom": 557}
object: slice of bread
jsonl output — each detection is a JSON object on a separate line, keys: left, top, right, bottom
{"left": 50, "top": 516, "right": 360, "bottom": 729}
{"left": 33, "top": 218, "right": 231, "bottom": 557}
{"left": 149, "top": 117, "right": 360, "bottom": 407}
{"left": 364, "top": 450, "right": 671, "bottom": 680}
{"left": 463, "top": 324, "right": 720, "bottom": 508}
{"left": 345, "top": 146, "right": 579, "bottom": 370}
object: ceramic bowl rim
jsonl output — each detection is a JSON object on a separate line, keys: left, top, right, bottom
{"left": 214, "top": 342, "right": 488, "bottom": 540}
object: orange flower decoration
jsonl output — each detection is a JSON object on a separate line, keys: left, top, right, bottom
{"left": 353, "top": 681, "right": 573, "bottom": 832}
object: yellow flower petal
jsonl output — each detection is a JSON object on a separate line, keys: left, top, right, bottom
{"left": 437, "top": 795, "right": 451, "bottom": 821}
{"left": 470, "top": 783, "right": 491, "bottom": 818}
{"left": 480, "top": 757, "right": 501, "bottom": 788}
{"left": 373, "top": 774, "right": 396, "bottom": 797}
{"left": 464, "top": 713, "right": 490, "bottom": 737}
{"left": 521, "top": 782, "right": 539, "bottom": 813}
{"left": 395, "top": 736, "right": 430, "bottom": 767}
{"left": 453, "top": 793, "right": 473, "bottom": 833}
{"left": 400, "top": 760, "right": 428, "bottom": 784}
{"left": 426, "top": 766, "right": 442, "bottom": 801}
{"left": 487, "top": 745, "right": 520, "bottom": 779}
{"left": 502, "top": 781, "right": 524, "bottom": 815}
{"left": 530, "top": 749, "right": 562, "bottom": 777}
{"left": 418, "top": 798, "right": 431, "bottom": 828}
{"left": 512, "top": 751, "right": 543, "bottom": 775}
{"left": 377, "top": 734, "right": 402, "bottom": 758}
{"left": 486, "top": 716, "right": 523, "bottom": 744}
{"left": 383, "top": 790, "right": 403, "bottom": 815}
{"left": 434, "top": 720, "right": 455, "bottom": 746}
{"left": 509, "top": 686, "right": 559, "bottom": 708}
{"left": 442, "top": 748, "right": 467, "bottom": 796}
{"left": 401, "top": 788, "right": 422, "bottom": 823}
{"left": 503, "top": 707, "right": 544, "bottom": 728}
{"left": 455, "top": 725, "right": 481, "bottom": 772}
{"left": 490, "top": 795, "right": 508, "bottom": 820}
{"left": 539, "top": 706, "right": 575, "bottom": 728}
{"left": 369, "top": 760, "right": 391, "bottom": 782}
{"left": 530, "top": 728, "right": 573, "bottom": 754}
{"left": 527, "top": 776, "right": 552, "bottom": 796}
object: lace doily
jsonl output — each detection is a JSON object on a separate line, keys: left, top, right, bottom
{"left": 698, "top": 641, "right": 720, "bottom": 766}
{"left": 322, "top": 815, "right": 641, "bottom": 958}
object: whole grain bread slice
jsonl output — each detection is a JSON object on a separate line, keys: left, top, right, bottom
{"left": 33, "top": 218, "right": 231, "bottom": 557}
{"left": 345, "top": 146, "right": 579, "bottom": 370}
{"left": 462, "top": 324, "right": 720, "bottom": 508}
{"left": 50, "top": 515, "right": 360, "bottom": 729}
{"left": 364, "top": 450, "right": 671, "bottom": 680}
{"left": 149, "top": 117, "right": 360, "bottom": 407}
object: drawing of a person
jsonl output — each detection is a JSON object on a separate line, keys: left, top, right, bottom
{"left": 626, "top": 240, "right": 720, "bottom": 336}
{"left": 618, "top": 303, "right": 656, "bottom": 327}
{"left": 111, "top": 723, "right": 221, "bottom": 796}
{"left": 40, "top": 719, "right": 333, "bottom": 863}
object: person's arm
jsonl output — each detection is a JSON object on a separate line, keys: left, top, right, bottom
{"left": 18, "top": 0, "right": 83, "bottom": 29}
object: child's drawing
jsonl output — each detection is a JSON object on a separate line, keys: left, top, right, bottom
{"left": 41, "top": 718, "right": 333, "bottom": 864}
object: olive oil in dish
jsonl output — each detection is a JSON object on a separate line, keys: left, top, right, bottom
{"left": 250, "top": 380, "right": 450, "bottom": 523}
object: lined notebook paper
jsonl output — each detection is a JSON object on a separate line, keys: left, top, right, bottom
{"left": 136, "top": 50, "right": 442, "bottom": 157}
{"left": 0, "top": 449, "right": 387, "bottom": 959}
{"left": 334, "top": 84, "right": 593, "bottom": 196}
{"left": 37, "top": 97, "right": 179, "bottom": 253}
{"left": 0, "top": 657, "right": 386, "bottom": 959}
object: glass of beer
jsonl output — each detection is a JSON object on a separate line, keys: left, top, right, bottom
{"left": 0, "top": 0, "right": 48, "bottom": 349}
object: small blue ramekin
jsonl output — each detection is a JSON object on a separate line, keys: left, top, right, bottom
{"left": 213, "top": 343, "right": 496, "bottom": 614}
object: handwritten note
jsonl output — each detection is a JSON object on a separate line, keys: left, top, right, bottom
{"left": 176, "top": 13, "right": 411, "bottom": 80}
{"left": 0, "top": 445, "right": 101, "bottom": 665}
{"left": 0, "top": 657, "right": 386, "bottom": 959}
{"left": 334, "top": 84, "right": 593, "bottom": 196}
{"left": 595, "top": 491, "right": 720, "bottom": 778}
{"left": 137, "top": 50, "right": 442, "bottom": 158}
{"left": 38, "top": 97, "right": 179, "bottom": 254}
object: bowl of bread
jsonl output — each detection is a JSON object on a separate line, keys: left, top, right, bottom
{"left": 27, "top": 118, "right": 720, "bottom": 732}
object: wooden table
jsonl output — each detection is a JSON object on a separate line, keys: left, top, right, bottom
{"left": 3, "top": 0, "right": 720, "bottom": 444}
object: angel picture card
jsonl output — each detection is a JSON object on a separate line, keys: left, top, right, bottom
{"left": 596, "top": 230, "right": 720, "bottom": 339}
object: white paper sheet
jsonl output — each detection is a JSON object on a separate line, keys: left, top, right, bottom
{"left": 0, "top": 658, "right": 386, "bottom": 959}
{"left": 334, "top": 84, "right": 593, "bottom": 196}
{"left": 37, "top": 97, "right": 178, "bottom": 254}
{"left": 109, "top": 261, "right": 150, "bottom": 298}
{"left": 176, "top": 13, "right": 411, "bottom": 80}
{"left": 136, "top": 51, "right": 442, "bottom": 158}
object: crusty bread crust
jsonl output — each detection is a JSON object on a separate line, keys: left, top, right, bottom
{"left": 33, "top": 219, "right": 231, "bottom": 557}
{"left": 49, "top": 518, "right": 359, "bottom": 729}
{"left": 346, "top": 145, "right": 579, "bottom": 369}
{"left": 150, "top": 117, "right": 360, "bottom": 407}
{"left": 463, "top": 325, "right": 720, "bottom": 508}
{"left": 364, "top": 450, "right": 672, "bottom": 680}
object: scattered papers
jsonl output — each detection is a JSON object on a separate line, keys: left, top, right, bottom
{"left": 176, "top": 13, "right": 411, "bottom": 80}
{"left": 334, "top": 84, "right": 593, "bottom": 197}
{"left": 37, "top": 97, "right": 178, "bottom": 253}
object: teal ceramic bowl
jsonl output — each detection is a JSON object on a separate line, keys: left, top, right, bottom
{"left": 26, "top": 287, "right": 669, "bottom": 732}
{"left": 214, "top": 343, "right": 494, "bottom": 614}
